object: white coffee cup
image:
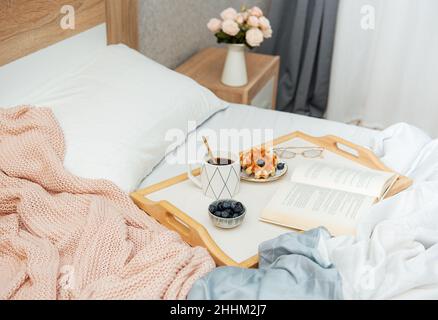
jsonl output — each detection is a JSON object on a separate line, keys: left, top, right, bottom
{"left": 188, "top": 151, "right": 241, "bottom": 200}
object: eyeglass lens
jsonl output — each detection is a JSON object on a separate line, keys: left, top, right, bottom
{"left": 302, "top": 149, "right": 324, "bottom": 158}
{"left": 276, "top": 148, "right": 324, "bottom": 159}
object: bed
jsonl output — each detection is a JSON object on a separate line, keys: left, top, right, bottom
{"left": 1, "top": 0, "right": 437, "bottom": 300}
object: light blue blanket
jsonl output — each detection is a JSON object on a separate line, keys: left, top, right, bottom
{"left": 188, "top": 228, "right": 343, "bottom": 300}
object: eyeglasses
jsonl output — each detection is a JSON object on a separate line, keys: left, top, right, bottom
{"left": 274, "top": 147, "right": 325, "bottom": 159}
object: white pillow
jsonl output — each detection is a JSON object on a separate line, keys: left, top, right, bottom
{"left": 13, "top": 45, "right": 227, "bottom": 192}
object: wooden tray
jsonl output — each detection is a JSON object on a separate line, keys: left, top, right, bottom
{"left": 131, "top": 131, "right": 412, "bottom": 268}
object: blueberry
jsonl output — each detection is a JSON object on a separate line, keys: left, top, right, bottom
{"left": 230, "top": 201, "right": 238, "bottom": 211}
{"left": 209, "top": 204, "right": 217, "bottom": 213}
{"left": 217, "top": 202, "right": 224, "bottom": 211}
{"left": 222, "top": 201, "right": 231, "bottom": 210}
{"left": 233, "top": 202, "right": 244, "bottom": 214}
{"left": 225, "top": 209, "right": 234, "bottom": 216}
{"left": 222, "top": 211, "right": 230, "bottom": 218}
{"left": 233, "top": 214, "right": 239, "bottom": 218}
{"left": 277, "top": 163, "right": 285, "bottom": 171}
{"left": 214, "top": 211, "right": 223, "bottom": 217}
{"left": 257, "top": 159, "right": 266, "bottom": 167}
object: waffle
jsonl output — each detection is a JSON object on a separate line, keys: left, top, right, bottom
{"left": 240, "top": 146, "right": 279, "bottom": 179}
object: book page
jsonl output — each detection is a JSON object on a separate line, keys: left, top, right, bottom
{"left": 289, "top": 160, "right": 397, "bottom": 198}
{"left": 260, "top": 182, "right": 376, "bottom": 236}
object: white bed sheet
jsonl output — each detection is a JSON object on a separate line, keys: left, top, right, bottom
{"left": 140, "top": 104, "right": 378, "bottom": 189}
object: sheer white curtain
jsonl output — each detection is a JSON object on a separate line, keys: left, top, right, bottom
{"left": 326, "top": 0, "right": 438, "bottom": 137}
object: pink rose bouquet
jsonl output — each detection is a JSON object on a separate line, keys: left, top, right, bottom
{"left": 207, "top": 6, "right": 273, "bottom": 49}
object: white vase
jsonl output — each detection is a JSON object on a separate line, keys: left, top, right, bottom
{"left": 221, "top": 44, "right": 248, "bottom": 87}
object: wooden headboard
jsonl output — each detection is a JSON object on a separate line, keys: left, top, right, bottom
{"left": 0, "top": 0, "right": 138, "bottom": 66}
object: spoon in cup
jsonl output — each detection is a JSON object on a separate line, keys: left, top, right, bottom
{"left": 202, "top": 136, "right": 217, "bottom": 165}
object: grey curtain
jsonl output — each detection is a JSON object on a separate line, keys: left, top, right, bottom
{"left": 260, "top": 0, "right": 339, "bottom": 117}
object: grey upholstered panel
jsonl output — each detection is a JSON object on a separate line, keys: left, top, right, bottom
{"left": 138, "top": 0, "right": 271, "bottom": 69}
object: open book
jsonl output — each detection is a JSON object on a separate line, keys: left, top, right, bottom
{"left": 260, "top": 160, "right": 399, "bottom": 236}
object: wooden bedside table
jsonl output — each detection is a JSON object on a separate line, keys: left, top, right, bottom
{"left": 176, "top": 47, "right": 280, "bottom": 110}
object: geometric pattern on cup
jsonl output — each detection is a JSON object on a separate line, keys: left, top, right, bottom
{"left": 203, "top": 164, "right": 240, "bottom": 200}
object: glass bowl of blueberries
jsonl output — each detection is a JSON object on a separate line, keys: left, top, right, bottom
{"left": 208, "top": 200, "right": 246, "bottom": 229}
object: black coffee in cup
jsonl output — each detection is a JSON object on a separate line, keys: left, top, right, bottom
{"left": 208, "top": 158, "right": 234, "bottom": 166}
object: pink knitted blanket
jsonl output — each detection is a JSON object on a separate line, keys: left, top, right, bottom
{"left": 0, "top": 106, "right": 215, "bottom": 300}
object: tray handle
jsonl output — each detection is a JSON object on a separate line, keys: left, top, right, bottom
{"left": 319, "top": 135, "right": 386, "bottom": 170}
{"left": 130, "top": 191, "right": 241, "bottom": 267}
{"left": 158, "top": 201, "right": 240, "bottom": 267}
{"left": 158, "top": 201, "right": 195, "bottom": 239}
